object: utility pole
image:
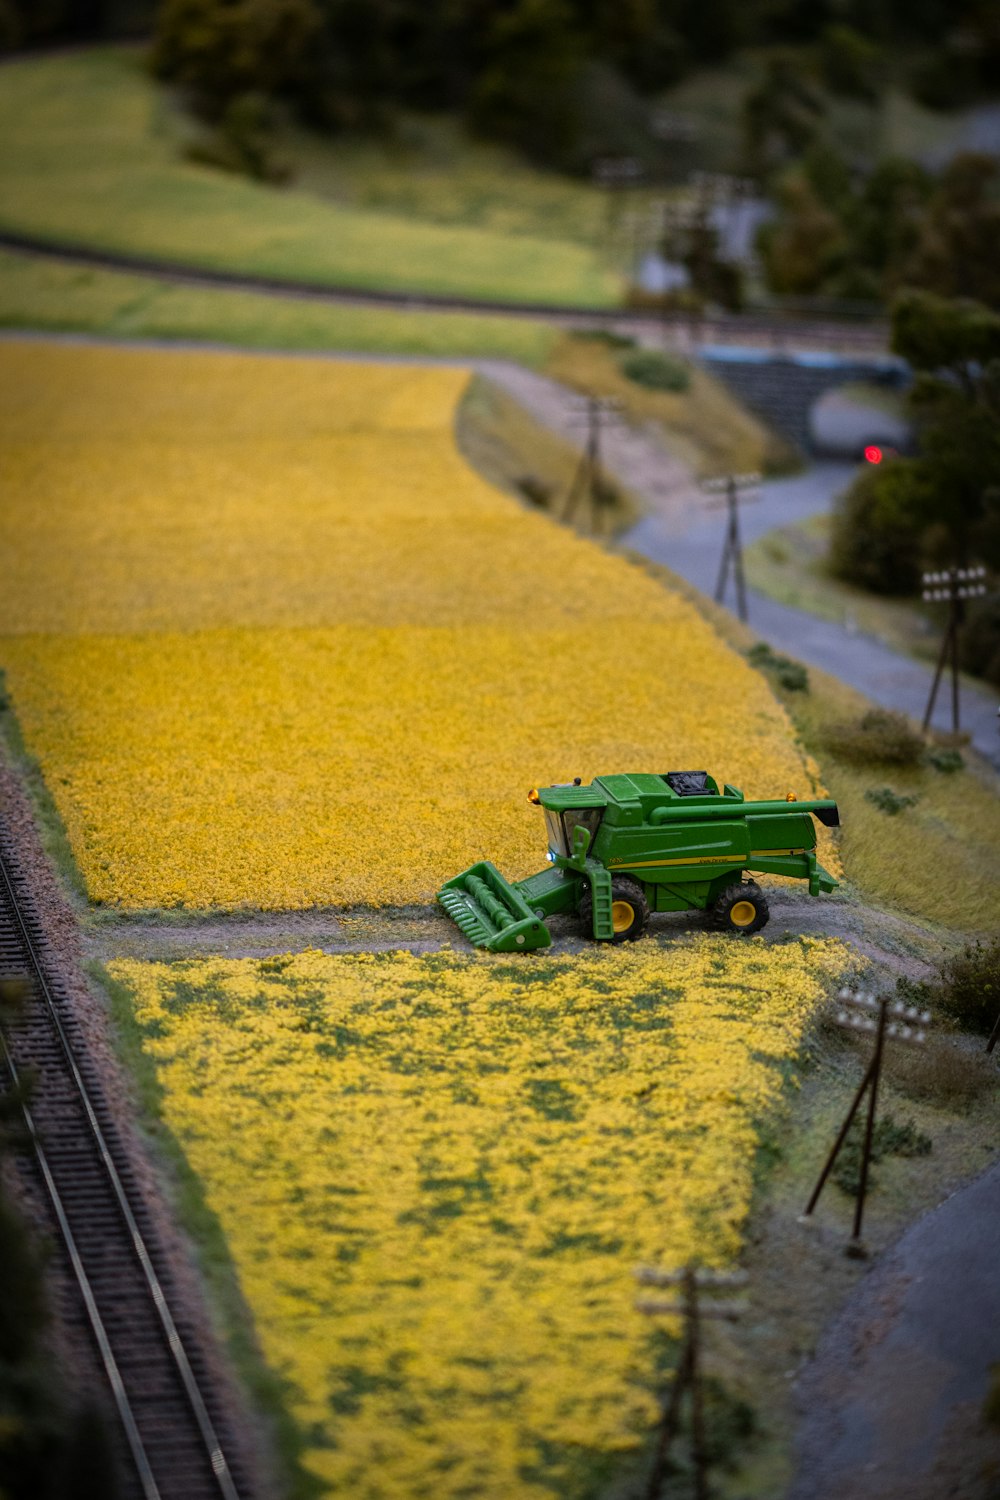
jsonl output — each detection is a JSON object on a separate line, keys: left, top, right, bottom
{"left": 634, "top": 1264, "right": 748, "bottom": 1500}
{"left": 564, "top": 395, "right": 625, "bottom": 530}
{"left": 702, "top": 473, "right": 761, "bottom": 622}
{"left": 593, "top": 155, "right": 645, "bottom": 251}
{"left": 800, "top": 987, "right": 930, "bottom": 1255}
{"left": 921, "top": 566, "right": 987, "bottom": 733}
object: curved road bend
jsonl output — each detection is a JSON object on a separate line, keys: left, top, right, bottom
{"left": 480, "top": 363, "right": 999, "bottom": 767}
{"left": 789, "top": 1160, "right": 1000, "bottom": 1500}
{"left": 625, "top": 465, "right": 1000, "bottom": 769}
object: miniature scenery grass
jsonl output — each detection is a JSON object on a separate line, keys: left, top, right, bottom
{"left": 0, "top": 339, "right": 837, "bottom": 910}
{"left": 108, "top": 937, "right": 847, "bottom": 1499}
{"left": 0, "top": 48, "right": 616, "bottom": 308}
{"left": 0, "top": 248, "right": 558, "bottom": 366}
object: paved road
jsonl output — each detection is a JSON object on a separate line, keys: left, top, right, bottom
{"left": 625, "top": 465, "right": 1000, "bottom": 768}
{"left": 790, "top": 1160, "right": 1000, "bottom": 1500}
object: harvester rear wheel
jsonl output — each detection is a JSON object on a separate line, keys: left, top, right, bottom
{"left": 711, "top": 882, "right": 769, "bottom": 935}
{"left": 579, "top": 876, "right": 649, "bottom": 943}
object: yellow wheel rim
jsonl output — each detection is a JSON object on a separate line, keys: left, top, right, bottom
{"left": 730, "top": 899, "right": 757, "bottom": 927}
{"left": 611, "top": 900, "right": 635, "bottom": 933}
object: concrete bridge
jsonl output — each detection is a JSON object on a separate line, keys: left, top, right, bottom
{"left": 698, "top": 345, "right": 908, "bottom": 454}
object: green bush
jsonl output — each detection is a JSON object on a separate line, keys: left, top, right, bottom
{"left": 822, "top": 709, "right": 924, "bottom": 766}
{"left": 832, "top": 1112, "right": 932, "bottom": 1197}
{"left": 864, "top": 786, "right": 919, "bottom": 815}
{"left": 960, "top": 591, "right": 1000, "bottom": 689}
{"left": 576, "top": 328, "right": 636, "bottom": 351}
{"left": 747, "top": 642, "right": 808, "bottom": 692}
{"left": 829, "top": 461, "right": 928, "bottom": 595}
{"left": 619, "top": 348, "right": 690, "bottom": 393}
{"left": 936, "top": 937, "right": 1000, "bottom": 1036}
{"left": 926, "top": 746, "right": 964, "bottom": 773}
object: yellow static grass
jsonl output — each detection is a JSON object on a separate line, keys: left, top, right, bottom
{"left": 0, "top": 339, "right": 837, "bottom": 908}
{"left": 110, "top": 939, "right": 846, "bottom": 1497}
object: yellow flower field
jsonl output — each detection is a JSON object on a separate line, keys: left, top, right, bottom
{"left": 0, "top": 339, "right": 835, "bottom": 907}
{"left": 110, "top": 937, "right": 846, "bottom": 1498}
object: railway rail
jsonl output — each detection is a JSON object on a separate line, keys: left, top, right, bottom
{"left": 0, "top": 229, "right": 890, "bottom": 353}
{"left": 0, "top": 833, "right": 250, "bottom": 1500}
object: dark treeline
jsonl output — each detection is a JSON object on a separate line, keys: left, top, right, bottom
{"left": 144, "top": 0, "right": 998, "bottom": 171}
{"left": 0, "top": 0, "right": 156, "bottom": 47}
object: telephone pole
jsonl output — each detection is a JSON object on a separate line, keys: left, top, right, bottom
{"left": 921, "top": 566, "right": 988, "bottom": 733}
{"left": 702, "top": 473, "right": 761, "bottom": 622}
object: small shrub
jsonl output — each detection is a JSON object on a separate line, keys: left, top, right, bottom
{"left": 747, "top": 642, "right": 809, "bottom": 692}
{"left": 829, "top": 461, "right": 927, "bottom": 595}
{"left": 517, "top": 474, "right": 554, "bottom": 509}
{"left": 937, "top": 937, "right": 1000, "bottom": 1036}
{"left": 619, "top": 349, "right": 690, "bottom": 394}
{"left": 832, "top": 1112, "right": 931, "bottom": 1197}
{"left": 887, "top": 1032, "right": 995, "bottom": 1109}
{"left": 960, "top": 591, "right": 1000, "bottom": 690}
{"left": 574, "top": 328, "right": 636, "bottom": 351}
{"left": 925, "top": 745, "right": 964, "bottom": 774}
{"left": 865, "top": 786, "right": 919, "bottom": 816}
{"left": 823, "top": 709, "right": 924, "bottom": 766}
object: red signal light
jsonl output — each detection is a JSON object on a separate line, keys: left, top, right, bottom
{"left": 864, "top": 445, "right": 883, "bottom": 464}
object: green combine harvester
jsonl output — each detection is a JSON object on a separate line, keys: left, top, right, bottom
{"left": 438, "top": 770, "right": 839, "bottom": 951}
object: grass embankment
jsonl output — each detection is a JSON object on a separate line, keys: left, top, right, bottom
{"left": 0, "top": 48, "right": 617, "bottom": 308}
{"left": 456, "top": 373, "right": 643, "bottom": 536}
{"left": 744, "top": 512, "right": 953, "bottom": 664}
{"left": 638, "top": 557, "right": 1000, "bottom": 935}
{"left": 547, "top": 332, "right": 797, "bottom": 478}
{"left": 0, "top": 247, "right": 558, "bottom": 365}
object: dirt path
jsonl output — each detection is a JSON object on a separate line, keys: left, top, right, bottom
{"left": 83, "top": 885, "right": 936, "bottom": 979}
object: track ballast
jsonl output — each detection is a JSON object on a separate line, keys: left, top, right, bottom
{"left": 0, "top": 835, "right": 250, "bottom": 1500}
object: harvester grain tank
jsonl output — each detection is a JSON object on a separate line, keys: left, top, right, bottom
{"left": 438, "top": 770, "right": 839, "bottom": 951}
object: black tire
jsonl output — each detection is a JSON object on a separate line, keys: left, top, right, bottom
{"left": 579, "top": 875, "right": 650, "bottom": 943}
{"left": 710, "top": 881, "right": 769, "bottom": 936}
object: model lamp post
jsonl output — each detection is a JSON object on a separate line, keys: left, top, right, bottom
{"left": 634, "top": 1264, "right": 748, "bottom": 1500}
{"left": 701, "top": 473, "right": 762, "bottom": 623}
{"left": 801, "top": 987, "right": 930, "bottom": 1255}
{"left": 921, "top": 566, "right": 988, "bottom": 733}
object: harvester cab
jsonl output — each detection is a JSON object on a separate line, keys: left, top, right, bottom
{"left": 438, "top": 770, "right": 839, "bottom": 952}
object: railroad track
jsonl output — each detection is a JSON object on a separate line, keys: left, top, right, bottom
{"left": 0, "top": 836, "right": 250, "bottom": 1500}
{"left": 0, "top": 230, "right": 890, "bottom": 353}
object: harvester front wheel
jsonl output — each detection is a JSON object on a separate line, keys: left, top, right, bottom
{"left": 711, "top": 882, "right": 769, "bottom": 936}
{"left": 579, "top": 876, "right": 649, "bottom": 943}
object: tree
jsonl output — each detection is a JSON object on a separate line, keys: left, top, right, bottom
{"left": 741, "top": 50, "right": 825, "bottom": 178}
{"left": 830, "top": 289, "right": 1000, "bottom": 595}
{"left": 151, "top": 0, "right": 323, "bottom": 120}
{"left": 904, "top": 153, "right": 1000, "bottom": 311}
{"left": 757, "top": 171, "right": 845, "bottom": 294}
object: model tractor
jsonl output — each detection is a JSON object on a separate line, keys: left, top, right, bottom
{"left": 438, "top": 771, "right": 839, "bottom": 951}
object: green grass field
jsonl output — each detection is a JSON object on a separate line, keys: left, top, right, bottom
{"left": 0, "top": 248, "right": 558, "bottom": 363}
{"left": 0, "top": 48, "right": 617, "bottom": 308}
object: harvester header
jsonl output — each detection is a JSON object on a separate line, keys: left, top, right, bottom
{"left": 438, "top": 770, "right": 839, "bottom": 952}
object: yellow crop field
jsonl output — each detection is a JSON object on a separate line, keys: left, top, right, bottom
{"left": 0, "top": 339, "right": 835, "bottom": 908}
{"left": 109, "top": 938, "right": 846, "bottom": 1498}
